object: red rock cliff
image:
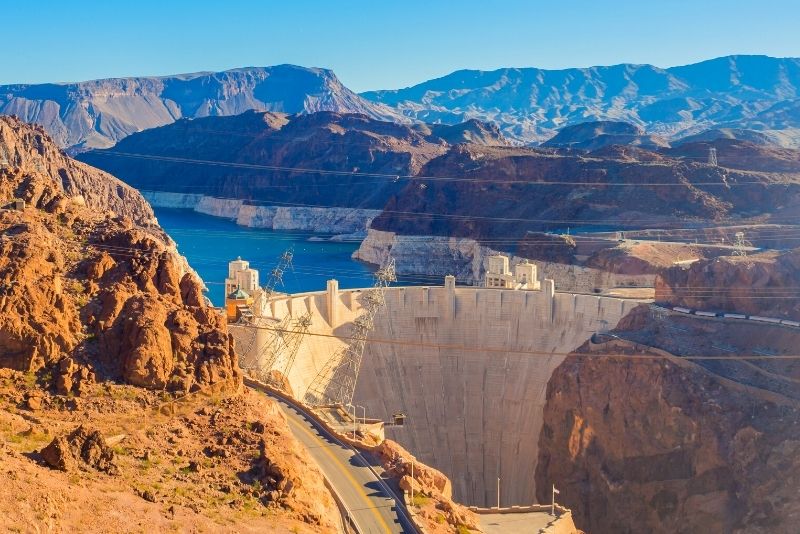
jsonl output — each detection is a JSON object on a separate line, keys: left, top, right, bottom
{"left": 0, "top": 116, "right": 240, "bottom": 392}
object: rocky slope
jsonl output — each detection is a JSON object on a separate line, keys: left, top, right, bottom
{"left": 656, "top": 247, "right": 800, "bottom": 319}
{"left": 0, "top": 65, "right": 404, "bottom": 150}
{"left": 0, "top": 116, "right": 339, "bottom": 530}
{"left": 363, "top": 55, "right": 800, "bottom": 144}
{"left": 535, "top": 307, "right": 800, "bottom": 534}
{"left": 369, "top": 141, "right": 800, "bottom": 243}
{"left": 77, "top": 110, "right": 508, "bottom": 212}
{"left": 542, "top": 120, "right": 669, "bottom": 151}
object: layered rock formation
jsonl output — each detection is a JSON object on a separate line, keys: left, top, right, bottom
{"left": 0, "top": 65, "right": 404, "bottom": 150}
{"left": 78, "top": 110, "right": 508, "bottom": 213}
{"left": 656, "top": 248, "right": 800, "bottom": 319}
{"left": 144, "top": 191, "right": 381, "bottom": 233}
{"left": 535, "top": 309, "right": 800, "bottom": 533}
{"left": 370, "top": 142, "right": 800, "bottom": 242}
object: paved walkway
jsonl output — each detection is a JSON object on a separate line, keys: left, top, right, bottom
{"left": 478, "top": 511, "right": 557, "bottom": 533}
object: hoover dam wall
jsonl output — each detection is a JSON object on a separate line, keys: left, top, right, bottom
{"left": 250, "top": 282, "right": 643, "bottom": 506}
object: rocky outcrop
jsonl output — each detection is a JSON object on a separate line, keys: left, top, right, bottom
{"left": 535, "top": 314, "right": 800, "bottom": 534}
{"left": 375, "top": 439, "right": 480, "bottom": 533}
{"left": 371, "top": 143, "right": 800, "bottom": 243}
{"left": 0, "top": 118, "right": 155, "bottom": 225}
{"left": 78, "top": 110, "right": 457, "bottom": 211}
{"left": 517, "top": 232, "right": 578, "bottom": 264}
{"left": 656, "top": 248, "right": 800, "bottom": 319}
{"left": 0, "top": 115, "right": 240, "bottom": 392}
{"left": 543, "top": 120, "right": 670, "bottom": 151}
{"left": 40, "top": 425, "right": 118, "bottom": 474}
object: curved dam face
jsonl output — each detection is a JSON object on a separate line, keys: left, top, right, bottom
{"left": 250, "top": 282, "right": 642, "bottom": 506}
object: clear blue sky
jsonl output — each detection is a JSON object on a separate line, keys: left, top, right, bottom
{"left": 3, "top": 0, "right": 799, "bottom": 91}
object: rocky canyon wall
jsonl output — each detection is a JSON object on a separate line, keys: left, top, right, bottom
{"left": 355, "top": 228, "right": 654, "bottom": 292}
{"left": 144, "top": 191, "right": 380, "bottom": 234}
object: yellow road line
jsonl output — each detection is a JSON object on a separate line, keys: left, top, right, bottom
{"left": 286, "top": 414, "right": 394, "bottom": 533}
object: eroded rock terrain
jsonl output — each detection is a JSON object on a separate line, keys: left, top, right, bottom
{"left": 0, "top": 116, "right": 339, "bottom": 531}
{"left": 536, "top": 307, "right": 800, "bottom": 534}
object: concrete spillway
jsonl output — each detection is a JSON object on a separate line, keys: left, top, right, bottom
{"left": 247, "top": 280, "right": 642, "bottom": 506}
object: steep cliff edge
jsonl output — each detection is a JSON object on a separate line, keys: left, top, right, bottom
{"left": 656, "top": 248, "right": 800, "bottom": 319}
{"left": 0, "top": 116, "right": 339, "bottom": 531}
{"left": 0, "top": 116, "right": 239, "bottom": 390}
{"left": 535, "top": 307, "right": 800, "bottom": 533}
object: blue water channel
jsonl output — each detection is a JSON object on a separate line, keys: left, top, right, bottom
{"left": 153, "top": 208, "right": 379, "bottom": 306}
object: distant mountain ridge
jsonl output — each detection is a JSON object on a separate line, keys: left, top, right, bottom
{"left": 0, "top": 65, "right": 404, "bottom": 150}
{"left": 4, "top": 55, "right": 800, "bottom": 151}
{"left": 362, "top": 55, "right": 800, "bottom": 144}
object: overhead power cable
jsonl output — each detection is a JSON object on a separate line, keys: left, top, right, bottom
{"left": 95, "top": 150, "right": 800, "bottom": 187}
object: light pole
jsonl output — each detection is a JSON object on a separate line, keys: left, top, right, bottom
{"left": 355, "top": 404, "right": 366, "bottom": 428}
{"left": 345, "top": 403, "right": 356, "bottom": 439}
{"left": 497, "top": 477, "right": 500, "bottom": 509}
{"left": 551, "top": 484, "right": 560, "bottom": 516}
{"left": 411, "top": 458, "right": 415, "bottom": 504}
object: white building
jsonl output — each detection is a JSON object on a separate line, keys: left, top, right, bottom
{"left": 484, "top": 255, "right": 541, "bottom": 290}
{"left": 225, "top": 257, "right": 260, "bottom": 296}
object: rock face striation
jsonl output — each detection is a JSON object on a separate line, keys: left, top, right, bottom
{"left": 656, "top": 248, "right": 800, "bottom": 319}
{"left": 0, "top": 65, "right": 404, "bottom": 150}
{"left": 0, "top": 116, "right": 240, "bottom": 392}
{"left": 363, "top": 55, "right": 800, "bottom": 144}
{"left": 535, "top": 309, "right": 800, "bottom": 534}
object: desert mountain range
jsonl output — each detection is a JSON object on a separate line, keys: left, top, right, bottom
{"left": 3, "top": 55, "right": 800, "bottom": 150}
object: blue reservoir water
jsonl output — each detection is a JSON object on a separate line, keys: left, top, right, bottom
{"left": 154, "top": 208, "right": 378, "bottom": 306}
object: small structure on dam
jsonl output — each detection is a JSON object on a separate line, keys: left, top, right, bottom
{"left": 228, "top": 255, "right": 647, "bottom": 507}
{"left": 485, "top": 255, "right": 541, "bottom": 290}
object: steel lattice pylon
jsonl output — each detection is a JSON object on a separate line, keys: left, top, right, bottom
{"left": 303, "top": 258, "right": 396, "bottom": 406}
{"left": 266, "top": 311, "right": 314, "bottom": 387}
{"left": 249, "top": 247, "right": 294, "bottom": 321}
{"left": 234, "top": 315, "right": 291, "bottom": 374}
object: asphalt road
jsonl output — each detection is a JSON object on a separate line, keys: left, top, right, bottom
{"left": 256, "top": 388, "right": 415, "bottom": 534}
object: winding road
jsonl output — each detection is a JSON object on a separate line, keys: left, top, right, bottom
{"left": 250, "top": 383, "right": 415, "bottom": 534}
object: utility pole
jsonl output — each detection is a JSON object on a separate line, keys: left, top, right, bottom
{"left": 497, "top": 477, "right": 501, "bottom": 509}
{"left": 411, "top": 459, "right": 415, "bottom": 504}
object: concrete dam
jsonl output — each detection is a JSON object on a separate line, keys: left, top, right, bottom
{"left": 242, "top": 279, "right": 643, "bottom": 506}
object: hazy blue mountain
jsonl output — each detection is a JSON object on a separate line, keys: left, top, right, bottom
{"left": 0, "top": 65, "right": 404, "bottom": 150}
{"left": 362, "top": 55, "right": 800, "bottom": 144}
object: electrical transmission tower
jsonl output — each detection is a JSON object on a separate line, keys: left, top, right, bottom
{"left": 251, "top": 247, "right": 294, "bottom": 318}
{"left": 732, "top": 231, "right": 751, "bottom": 256}
{"left": 267, "top": 311, "right": 314, "bottom": 387}
{"left": 303, "top": 258, "right": 396, "bottom": 406}
{"left": 708, "top": 147, "right": 718, "bottom": 166}
{"left": 233, "top": 247, "right": 295, "bottom": 368}
{"left": 650, "top": 305, "right": 668, "bottom": 321}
